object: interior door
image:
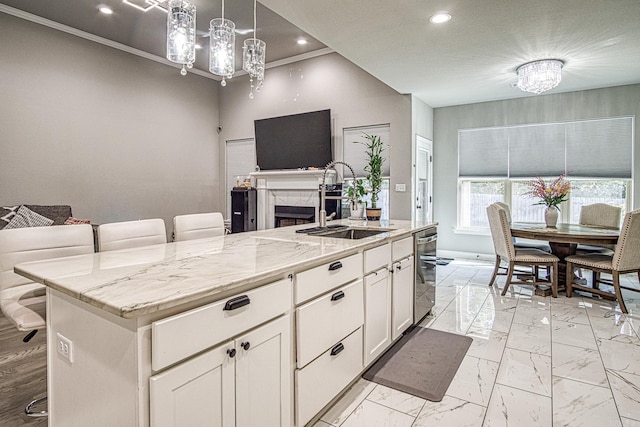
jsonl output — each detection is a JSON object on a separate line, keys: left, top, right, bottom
{"left": 414, "top": 136, "right": 433, "bottom": 223}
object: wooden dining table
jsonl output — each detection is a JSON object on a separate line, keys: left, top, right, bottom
{"left": 510, "top": 223, "right": 620, "bottom": 292}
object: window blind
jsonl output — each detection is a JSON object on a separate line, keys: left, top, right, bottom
{"left": 458, "top": 117, "right": 633, "bottom": 179}
{"left": 458, "top": 128, "right": 508, "bottom": 177}
{"left": 566, "top": 118, "right": 633, "bottom": 178}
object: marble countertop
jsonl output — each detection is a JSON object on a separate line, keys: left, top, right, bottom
{"left": 15, "top": 219, "right": 435, "bottom": 319}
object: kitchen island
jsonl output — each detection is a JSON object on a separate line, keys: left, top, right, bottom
{"left": 15, "top": 219, "right": 436, "bottom": 427}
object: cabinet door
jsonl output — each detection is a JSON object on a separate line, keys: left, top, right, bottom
{"left": 392, "top": 256, "right": 414, "bottom": 341}
{"left": 364, "top": 267, "right": 391, "bottom": 366}
{"left": 235, "top": 315, "right": 291, "bottom": 427}
{"left": 150, "top": 341, "right": 235, "bottom": 427}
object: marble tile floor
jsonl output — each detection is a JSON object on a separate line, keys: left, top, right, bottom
{"left": 313, "top": 259, "right": 640, "bottom": 427}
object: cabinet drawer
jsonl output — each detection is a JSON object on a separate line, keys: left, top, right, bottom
{"left": 296, "top": 280, "right": 364, "bottom": 368}
{"left": 392, "top": 236, "right": 413, "bottom": 261}
{"left": 295, "top": 253, "right": 362, "bottom": 304}
{"left": 364, "top": 243, "right": 390, "bottom": 273}
{"left": 296, "top": 327, "right": 363, "bottom": 427}
{"left": 152, "top": 278, "right": 291, "bottom": 371}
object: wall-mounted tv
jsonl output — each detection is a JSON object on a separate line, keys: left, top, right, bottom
{"left": 254, "top": 109, "right": 332, "bottom": 171}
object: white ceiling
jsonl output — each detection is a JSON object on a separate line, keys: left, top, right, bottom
{"left": 3, "top": 0, "right": 640, "bottom": 107}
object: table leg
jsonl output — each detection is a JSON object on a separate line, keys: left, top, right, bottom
{"left": 548, "top": 242, "right": 577, "bottom": 292}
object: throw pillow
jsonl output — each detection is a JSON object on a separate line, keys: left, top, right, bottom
{"left": 0, "top": 205, "right": 19, "bottom": 229}
{"left": 3, "top": 205, "right": 54, "bottom": 229}
{"left": 64, "top": 217, "right": 91, "bottom": 225}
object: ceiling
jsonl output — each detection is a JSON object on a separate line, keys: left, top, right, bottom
{"left": 2, "top": 0, "right": 640, "bottom": 107}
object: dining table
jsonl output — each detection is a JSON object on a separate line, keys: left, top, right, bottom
{"left": 510, "top": 222, "right": 620, "bottom": 293}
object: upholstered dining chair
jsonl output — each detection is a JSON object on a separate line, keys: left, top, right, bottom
{"left": 97, "top": 218, "right": 167, "bottom": 252}
{"left": 173, "top": 212, "right": 225, "bottom": 242}
{"left": 494, "top": 202, "right": 551, "bottom": 252}
{"left": 566, "top": 208, "right": 640, "bottom": 314}
{"left": 487, "top": 203, "right": 560, "bottom": 296}
{"left": 577, "top": 203, "right": 622, "bottom": 253}
{"left": 0, "top": 224, "right": 94, "bottom": 416}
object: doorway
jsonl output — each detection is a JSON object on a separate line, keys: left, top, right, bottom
{"left": 414, "top": 136, "right": 433, "bottom": 223}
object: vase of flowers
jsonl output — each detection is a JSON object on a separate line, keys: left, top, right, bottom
{"left": 525, "top": 175, "right": 570, "bottom": 228}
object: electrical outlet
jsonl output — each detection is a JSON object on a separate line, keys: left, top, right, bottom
{"left": 395, "top": 183, "right": 406, "bottom": 192}
{"left": 56, "top": 333, "right": 73, "bottom": 363}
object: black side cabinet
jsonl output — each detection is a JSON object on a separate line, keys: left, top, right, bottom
{"left": 231, "top": 188, "right": 257, "bottom": 233}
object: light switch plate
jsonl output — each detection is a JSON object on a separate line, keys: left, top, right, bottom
{"left": 395, "top": 183, "right": 406, "bottom": 192}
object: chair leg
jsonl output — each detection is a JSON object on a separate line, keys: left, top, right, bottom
{"left": 25, "top": 396, "right": 47, "bottom": 417}
{"left": 489, "top": 256, "right": 501, "bottom": 286}
{"left": 593, "top": 271, "right": 600, "bottom": 289}
{"left": 612, "top": 271, "right": 628, "bottom": 314}
{"left": 566, "top": 261, "right": 575, "bottom": 298}
{"left": 501, "top": 263, "right": 515, "bottom": 296}
{"left": 551, "top": 262, "right": 558, "bottom": 298}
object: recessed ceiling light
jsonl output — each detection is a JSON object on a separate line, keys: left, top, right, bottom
{"left": 297, "top": 38, "right": 308, "bottom": 45}
{"left": 98, "top": 4, "right": 113, "bottom": 15}
{"left": 429, "top": 12, "right": 451, "bottom": 24}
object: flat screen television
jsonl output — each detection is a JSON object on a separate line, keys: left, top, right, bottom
{"left": 254, "top": 109, "right": 332, "bottom": 170}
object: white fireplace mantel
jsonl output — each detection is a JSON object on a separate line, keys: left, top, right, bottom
{"left": 251, "top": 169, "right": 336, "bottom": 229}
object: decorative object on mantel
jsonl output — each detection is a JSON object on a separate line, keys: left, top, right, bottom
{"left": 242, "top": 0, "right": 267, "bottom": 98}
{"left": 516, "top": 59, "right": 564, "bottom": 94}
{"left": 166, "top": 0, "right": 196, "bottom": 76}
{"left": 525, "top": 175, "right": 570, "bottom": 228}
{"left": 209, "top": 0, "right": 235, "bottom": 86}
{"left": 354, "top": 133, "right": 387, "bottom": 220}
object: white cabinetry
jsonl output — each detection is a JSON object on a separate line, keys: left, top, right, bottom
{"left": 150, "top": 278, "right": 292, "bottom": 427}
{"left": 364, "top": 267, "right": 391, "bottom": 366}
{"left": 294, "top": 255, "right": 365, "bottom": 427}
{"left": 391, "top": 256, "right": 414, "bottom": 340}
{"left": 363, "top": 244, "right": 391, "bottom": 366}
{"left": 391, "top": 237, "right": 415, "bottom": 341}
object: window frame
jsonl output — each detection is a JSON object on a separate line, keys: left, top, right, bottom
{"left": 457, "top": 177, "right": 632, "bottom": 231}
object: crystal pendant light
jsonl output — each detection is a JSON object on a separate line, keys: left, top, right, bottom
{"left": 166, "top": 0, "right": 196, "bottom": 76}
{"left": 242, "top": 0, "right": 266, "bottom": 98}
{"left": 209, "top": 0, "right": 235, "bottom": 86}
{"left": 516, "top": 59, "right": 564, "bottom": 94}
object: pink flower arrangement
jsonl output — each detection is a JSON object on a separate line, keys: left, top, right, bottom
{"left": 525, "top": 175, "right": 570, "bottom": 210}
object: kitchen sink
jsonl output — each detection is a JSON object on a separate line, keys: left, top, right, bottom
{"left": 297, "top": 225, "right": 393, "bottom": 239}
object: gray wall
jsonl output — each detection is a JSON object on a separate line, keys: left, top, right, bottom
{"left": 218, "top": 53, "right": 415, "bottom": 219}
{"left": 434, "top": 84, "right": 640, "bottom": 256}
{"left": 0, "top": 13, "right": 221, "bottom": 233}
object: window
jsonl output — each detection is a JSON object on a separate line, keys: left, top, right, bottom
{"left": 459, "top": 178, "right": 631, "bottom": 229}
{"left": 457, "top": 117, "right": 633, "bottom": 230}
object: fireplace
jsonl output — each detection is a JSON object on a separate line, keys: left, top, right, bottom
{"left": 251, "top": 169, "right": 336, "bottom": 230}
{"left": 274, "top": 206, "right": 315, "bottom": 228}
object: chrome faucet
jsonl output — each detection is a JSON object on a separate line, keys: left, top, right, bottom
{"left": 319, "top": 161, "right": 357, "bottom": 227}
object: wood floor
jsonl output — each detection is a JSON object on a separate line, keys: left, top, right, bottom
{"left": 0, "top": 313, "right": 47, "bottom": 426}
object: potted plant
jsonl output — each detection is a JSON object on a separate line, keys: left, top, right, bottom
{"left": 354, "top": 133, "right": 386, "bottom": 220}
{"left": 346, "top": 178, "right": 366, "bottom": 218}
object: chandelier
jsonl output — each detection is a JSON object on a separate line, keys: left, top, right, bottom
{"left": 166, "top": 0, "right": 196, "bottom": 76}
{"left": 209, "top": 0, "right": 235, "bottom": 86}
{"left": 242, "top": 0, "right": 266, "bottom": 98}
{"left": 516, "top": 59, "right": 564, "bottom": 94}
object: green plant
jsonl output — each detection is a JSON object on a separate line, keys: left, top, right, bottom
{"left": 354, "top": 133, "right": 386, "bottom": 209}
{"left": 347, "top": 179, "right": 366, "bottom": 204}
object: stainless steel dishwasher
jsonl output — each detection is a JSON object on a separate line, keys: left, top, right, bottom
{"left": 414, "top": 228, "right": 437, "bottom": 324}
